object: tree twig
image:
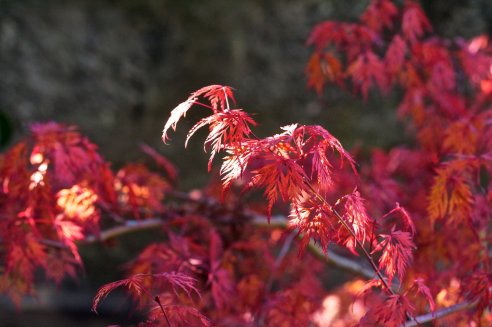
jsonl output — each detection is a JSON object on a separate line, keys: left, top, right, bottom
{"left": 84, "top": 218, "right": 165, "bottom": 243}
{"left": 402, "top": 300, "right": 476, "bottom": 327}
{"left": 154, "top": 295, "right": 172, "bottom": 327}
{"left": 303, "top": 181, "right": 395, "bottom": 295}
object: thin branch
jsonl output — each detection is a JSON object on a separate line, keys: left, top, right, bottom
{"left": 402, "top": 300, "right": 477, "bottom": 327}
{"left": 38, "top": 192, "right": 480, "bottom": 326}
{"left": 252, "top": 215, "right": 375, "bottom": 279}
{"left": 304, "top": 181, "right": 395, "bottom": 295}
{"left": 154, "top": 296, "right": 172, "bottom": 327}
{"left": 307, "top": 242, "right": 375, "bottom": 279}
{"left": 43, "top": 213, "right": 375, "bottom": 279}
{"left": 248, "top": 193, "right": 480, "bottom": 327}
{"left": 84, "top": 219, "right": 164, "bottom": 243}
{"left": 40, "top": 219, "right": 164, "bottom": 249}
{"left": 331, "top": 206, "right": 394, "bottom": 293}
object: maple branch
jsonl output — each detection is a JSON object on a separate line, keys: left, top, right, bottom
{"left": 109, "top": 217, "right": 373, "bottom": 279}
{"left": 303, "top": 181, "right": 395, "bottom": 295}
{"left": 48, "top": 188, "right": 472, "bottom": 325}
{"left": 309, "top": 241, "right": 376, "bottom": 279}
{"left": 84, "top": 219, "right": 165, "bottom": 243}
{"left": 299, "top": 183, "right": 423, "bottom": 323}
{"left": 40, "top": 219, "right": 164, "bottom": 248}
{"left": 166, "top": 190, "right": 375, "bottom": 278}
{"left": 39, "top": 203, "right": 480, "bottom": 326}
{"left": 402, "top": 300, "right": 477, "bottom": 327}
{"left": 252, "top": 216, "right": 375, "bottom": 279}
{"left": 42, "top": 215, "right": 375, "bottom": 280}
{"left": 331, "top": 206, "right": 395, "bottom": 292}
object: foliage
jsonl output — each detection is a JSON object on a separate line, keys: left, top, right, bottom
{"left": 1, "top": 0, "right": 492, "bottom": 326}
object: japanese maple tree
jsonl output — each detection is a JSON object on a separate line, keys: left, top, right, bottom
{"left": 1, "top": 0, "right": 491, "bottom": 326}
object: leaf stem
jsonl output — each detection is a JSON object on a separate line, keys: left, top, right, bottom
{"left": 193, "top": 101, "right": 215, "bottom": 111}
{"left": 402, "top": 300, "right": 476, "bottom": 327}
{"left": 303, "top": 182, "right": 421, "bottom": 324}
{"left": 154, "top": 296, "right": 172, "bottom": 327}
{"left": 223, "top": 87, "right": 230, "bottom": 111}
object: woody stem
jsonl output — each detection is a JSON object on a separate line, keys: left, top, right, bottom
{"left": 303, "top": 181, "right": 395, "bottom": 295}
{"left": 154, "top": 296, "right": 172, "bottom": 327}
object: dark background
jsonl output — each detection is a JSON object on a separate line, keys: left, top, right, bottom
{"left": 0, "top": 0, "right": 491, "bottom": 325}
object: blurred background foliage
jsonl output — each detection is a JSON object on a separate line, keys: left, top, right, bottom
{"left": 0, "top": 0, "right": 491, "bottom": 325}
{"left": 2, "top": 0, "right": 491, "bottom": 189}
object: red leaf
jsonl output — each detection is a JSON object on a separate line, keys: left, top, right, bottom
{"left": 162, "top": 86, "right": 256, "bottom": 171}
{"left": 115, "top": 164, "right": 170, "bottom": 218}
{"left": 307, "top": 21, "right": 341, "bottom": 51}
{"left": 147, "top": 304, "right": 211, "bottom": 327}
{"left": 458, "top": 35, "right": 492, "bottom": 90}
{"left": 373, "top": 228, "right": 415, "bottom": 284}
{"left": 92, "top": 274, "right": 146, "bottom": 313}
{"left": 207, "top": 231, "right": 234, "bottom": 309}
{"left": 192, "top": 84, "right": 236, "bottom": 112}
{"left": 382, "top": 203, "right": 415, "bottom": 235}
{"left": 56, "top": 185, "right": 99, "bottom": 223}
{"left": 463, "top": 271, "right": 492, "bottom": 314}
{"left": 410, "top": 278, "right": 435, "bottom": 311}
{"left": 306, "top": 52, "right": 344, "bottom": 95}
{"left": 186, "top": 109, "right": 256, "bottom": 171}
{"left": 306, "top": 52, "right": 328, "bottom": 95}
{"left": 347, "top": 51, "right": 388, "bottom": 99}
{"left": 358, "top": 294, "right": 414, "bottom": 327}
{"left": 428, "top": 164, "right": 473, "bottom": 224}
{"left": 296, "top": 125, "right": 356, "bottom": 190}
{"left": 155, "top": 272, "right": 200, "bottom": 299}
{"left": 265, "top": 288, "right": 319, "bottom": 327}
{"left": 289, "top": 198, "right": 334, "bottom": 253}
{"left": 402, "top": 2, "right": 431, "bottom": 44}
{"left": 162, "top": 85, "right": 237, "bottom": 143}
{"left": 140, "top": 144, "right": 178, "bottom": 182}
{"left": 360, "top": 0, "right": 398, "bottom": 33}
{"left": 385, "top": 35, "right": 407, "bottom": 77}
{"left": 162, "top": 100, "right": 196, "bottom": 144}
{"left": 340, "top": 189, "right": 373, "bottom": 253}
{"left": 29, "top": 122, "right": 107, "bottom": 188}
{"left": 220, "top": 142, "right": 255, "bottom": 191}
{"left": 53, "top": 216, "right": 84, "bottom": 264}
{"left": 92, "top": 272, "right": 200, "bottom": 314}
{"left": 248, "top": 157, "right": 306, "bottom": 219}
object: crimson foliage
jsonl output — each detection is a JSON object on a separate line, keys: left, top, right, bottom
{"left": 1, "top": 1, "right": 491, "bottom": 326}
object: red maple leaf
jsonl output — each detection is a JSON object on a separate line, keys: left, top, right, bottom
{"left": 162, "top": 85, "right": 238, "bottom": 143}
{"left": 347, "top": 51, "right": 388, "bottom": 99}
{"left": 289, "top": 198, "right": 335, "bottom": 253}
{"left": 140, "top": 143, "right": 178, "bottom": 182}
{"left": 162, "top": 86, "right": 256, "bottom": 171}
{"left": 360, "top": 0, "right": 398, "bottom": 33}
{"left": 358, "top": 294, "right": 414, "bottom": 327}
{"left": 207, "top": 231, "right": 234, "bottom": 310}
{"left": 339, "top": 189, "right": 373, "bottom": 253}
{"left": 373, "top": 228, "right": 415, "bottom": 284}
{"left": 401, "top": 2, "right": 431, "bottom": 44}
{"left": 385, "top": 35, "right": 407, "bottom": 78}
{"left": 382, "top": 202, "right": 416, "bottom": 236}
{"left": 186, "top": 109, "right": 256, "bottom": 171}
{"left": 409, "top": 278, "right": 435, "bottom": 312}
